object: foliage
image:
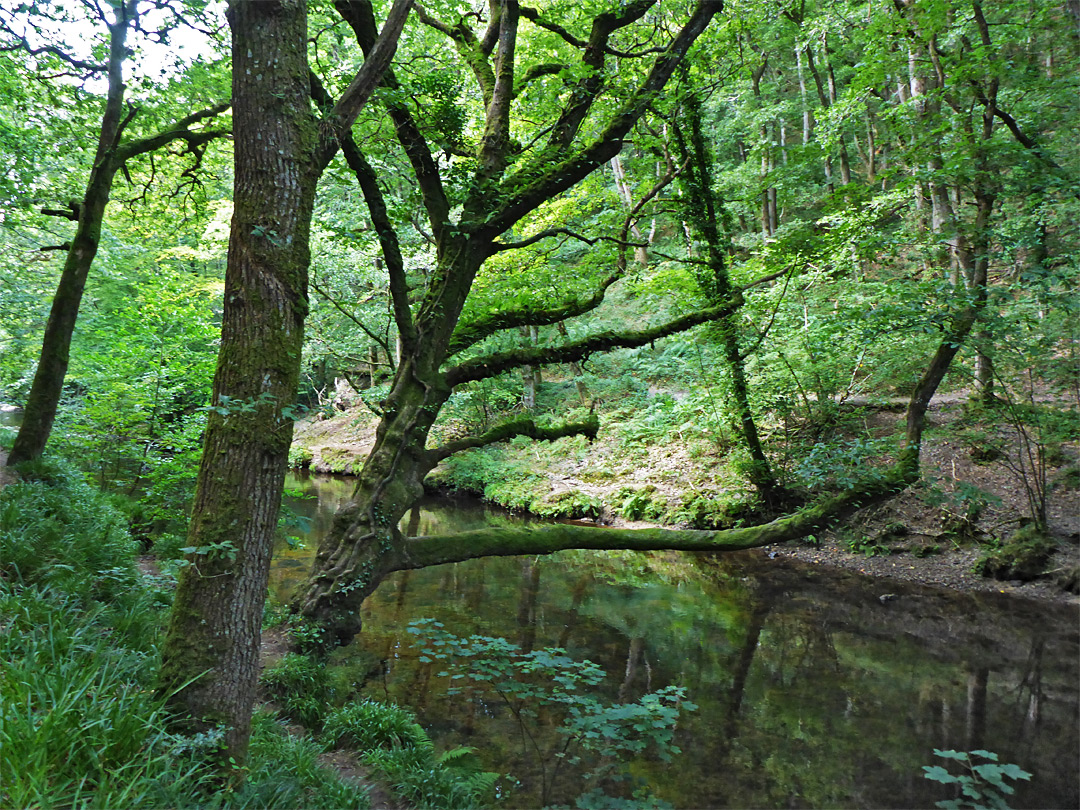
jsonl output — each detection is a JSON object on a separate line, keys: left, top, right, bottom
{"left": 325, "top": 700, "right": 497, "bottom": 810}
{"left": 405, "top": 619, "right": 696, "bottom": 807}
{"left": 922, "top": 749, "right": 1032, "bottom": 810}
{"left": 323, "top": 700, "right": 428, "bottom": 752}
{"left": 260, "top": 653, "right": 336, "bottom": 728}
{"left": 0, "top": 456, "right": 138, "bottom": 604}
{"left": 973, "top": 525, "right": 1055, "bottom": 582}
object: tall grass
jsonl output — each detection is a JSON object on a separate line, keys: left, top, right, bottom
{"left": 0, "top": 456, "right": 370, "bottom": 809}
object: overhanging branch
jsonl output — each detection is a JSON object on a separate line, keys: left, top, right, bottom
{"left": 398, "top": 453, "right": 917, "bottom": 570}
{"left": 427, "top": 412, "right": 599, "bottom": 464}
{"left": 445, "top": 300, "right": 734, "bottom": 386}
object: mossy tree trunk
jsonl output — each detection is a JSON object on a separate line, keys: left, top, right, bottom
{"left": 672, "top": 76, "right": 783, "bottom": 503}
{"left": 158, "top": 0, "right": 413, "bottom": 768}
{"left": 158, "top": 0, "right": 321, "bottom": 765}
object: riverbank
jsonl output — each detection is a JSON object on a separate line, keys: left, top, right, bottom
{"left": 291, "top": 394, "right": 1080, "bottom": 606}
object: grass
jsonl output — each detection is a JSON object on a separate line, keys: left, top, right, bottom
{"left": 0, "top": 456, "right": 375, "bottom": 809}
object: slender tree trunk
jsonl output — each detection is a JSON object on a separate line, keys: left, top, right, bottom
{"left": 7, "top": 5, "right": 133, "bottom": 465}
{"left": 610, "top": 154, "right": 650, "bottom": 265}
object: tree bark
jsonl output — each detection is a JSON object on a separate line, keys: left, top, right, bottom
{"left": 158, "top": 0, "right": 320, "bottom": 765}
{"left": 158, "top": 0, "right": 413, "bottom": 769}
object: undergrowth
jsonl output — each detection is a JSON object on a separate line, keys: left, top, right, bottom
{"left": 0, "top": 456, "right": 374, "bottom": 809}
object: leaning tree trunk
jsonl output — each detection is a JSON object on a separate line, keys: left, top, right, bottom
{"left": 295, "top": 358, "right": 450, "bottom": 647}
{"left": 7, "top": 6, "right": 131, "bottom": 466}
{"left": 158, "top": 0, "right": 319, "bottom": 766}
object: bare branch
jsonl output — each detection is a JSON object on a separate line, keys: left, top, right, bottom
{"left": 311, "top": 72, "right": 416, "bottom": 348}
{"left": 325, "top": 0, "right": 415, "bottom": 150}
{"left": 491, "top": 227, "right": 645, "bottom": 253}
{"left": 311, "top": 278, "right": 395, "bottom": 360}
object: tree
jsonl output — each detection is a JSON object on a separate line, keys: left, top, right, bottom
{"left": 290, "top": 0, "right": 726, "bottom": 647}
{"left": 158, "top": 0, "right": 414, "bottom": 768}
{"left": 1, "top": 0, "right": 229, "bottom": 465}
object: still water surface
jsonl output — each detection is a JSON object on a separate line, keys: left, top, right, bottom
{"left": 275, "top": 472, "right": 1078, "bottom": 809}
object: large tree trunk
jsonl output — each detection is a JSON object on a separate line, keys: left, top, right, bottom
{"left": 157, "top": 0, "right": 411, "bottom": 769}
{"left": 158, "top": 0, "right": 319, "bottom": 766}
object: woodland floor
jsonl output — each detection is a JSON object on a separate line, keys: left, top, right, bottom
{"left": 293, "top": 392, "right": 1080, "bottom": 607}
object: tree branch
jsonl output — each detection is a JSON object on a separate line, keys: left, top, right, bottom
{"left": 415, "top": 3, "right": 495, "bottom": 106}
{"left": 545, "top": 0, "right": 656, "bottom": 154}
{"left": 475, "top": 0, "right": 519, "bottom": 184}
{"left": 334, "top": 0, "right": 451, "bottom": 250}
{"left": 445, "top": 299, "right": 734, "bottom": 386}
{"left": 112, "top": 102, "right": 231, "bottom": 163}
{"left": 311, "top": 278, "right": 395, "bottom": 360}
{"left": 450, "top": 163, "right": 679, "bottom": 356}
{"left": 482, "top": 2, "right": 720, "bottom": 240}
{"left": 447, "top": 272, "right": 620, "bottom": 357}
{"left": 41, "top": 203, "right": 81, "bottom": 221}
{"left": 490, "top": 227, "right": 646, "bottom": 253}
{"left": 311, "top": 71, "right": 416, "bottom": 349}
{"left": 323, "top": 0, "right": 415, "bottom": 156}
{"left": 398, "top": 454, "right": 917, "bottom": 570}
{"left": 426, "top": 412, "right": 598, "bottom": 464}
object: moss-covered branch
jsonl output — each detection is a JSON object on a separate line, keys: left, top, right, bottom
{"left": 427, "top": 412, "right": 599, "bottom": 464}
{"left": 447, "top": 271, "right": 621, "bottom": 357}
{"left": 399, "top": 449, "right": 918, "bottom": 569}
{"left": 444, "top": 300, "right": 734, "bottom": 385}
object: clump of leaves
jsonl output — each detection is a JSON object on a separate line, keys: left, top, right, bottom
{"left": 534, "top": 489, "right": 603, "bottom": 520}
{"left": 261, "top": 653, "right": 336, "bottom": 728}
{"left": 616, "top": 486, "right": 663, "bottom": 521}
{"left": 323, "top": 700, "right": 428, "bottom": 753}
{"left": 325, "top": 698, "right": 497, "bottom": 810}
{"left": 844, "top": 533, "right": 891, "bottom": 557}
{"left": 922, "top": 748, "right": 1031, "bottom": 810}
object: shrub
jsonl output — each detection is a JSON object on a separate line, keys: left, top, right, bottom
{"left": 323, "top": 700, "right": 428, "bottom": 752}
{"left": 974, "top": 525, "right": 1055, "bottom": 582}
{"left": 260, "top": 653, "right": 335, "bottom": 728}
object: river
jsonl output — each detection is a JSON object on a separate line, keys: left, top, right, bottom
{"left": 273, "top": 472, "right": 1079, "bottom": 808}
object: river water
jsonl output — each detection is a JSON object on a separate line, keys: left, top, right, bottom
{"left": 274, "top": 472, "right": 1078, "bottom": 809}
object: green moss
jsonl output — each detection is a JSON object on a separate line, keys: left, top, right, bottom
{"left": 974, "top": 525, "right": 1056, "bottom": 582}
{"left": 533, "top": 489, "right": 603, "bottom": 520}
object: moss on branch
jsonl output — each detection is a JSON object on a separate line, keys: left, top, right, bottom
{"left": 445, "top": 301, "right": 735, "bottom": 385}
{"left": 400, "top": 449, "right": 919, "bottom": 569}
{"left": 427, "top": 413, "right": 600, "bottom": 464}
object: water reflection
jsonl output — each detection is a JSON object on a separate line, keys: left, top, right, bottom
{"left": 0, "top": 406, "right": 21, "bottom": 429}
{"left": 273, "top": 473, "right": 1079, "bottom": 809}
